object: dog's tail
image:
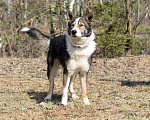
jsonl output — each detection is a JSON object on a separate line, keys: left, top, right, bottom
{"left": 20, "top": 27, "right": 50, "bottom": 52}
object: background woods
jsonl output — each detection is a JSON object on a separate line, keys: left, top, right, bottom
{"left": 0, "top": 0, "right": 149, "bottom": 57}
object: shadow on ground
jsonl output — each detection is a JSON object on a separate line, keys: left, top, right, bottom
{"left": 99, "top": 79, "right": 150, "bottom": 86}
{"left": 27, "top": 90, "right": 62, "bottom": 104}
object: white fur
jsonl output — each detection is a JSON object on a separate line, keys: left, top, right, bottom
{"left": 61, "top": 88, "right": 68, "bottom": 106}
{"left": 83, "top": 98, "right": 90, "bottom": 105}
{"left": 20, "top": 27, "right": 30, "bottom": 32}
{"left": 72, "top": 18, "right": 82, "bottom": 37}
{"left": 66, "top": 31, "right": 96, "bottom": 74}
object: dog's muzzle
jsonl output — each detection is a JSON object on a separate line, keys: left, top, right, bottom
{"left": 71, "top": 30, "right": 77, "bottom": 37}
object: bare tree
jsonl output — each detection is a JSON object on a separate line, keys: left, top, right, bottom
{"left": 7, "top": 0, "right": 11, "bottom": 14}
{"left": 63, "top": 0, "right": 68, "bottom": 26}
{"left": 24, "top": 0, "right": 28, "bottom": 20}
{"left": 99, "top": 0, "right": 103, "bottom": 10}
{"left": 0, "top": 36, "right": 2, "bottom": 57}
{"left": 137, "top": 0, "right": 140, "bottom": 22}
{"left": 125, "top": 0, "right": 132, "bottom": 35}
{"left": 69, "top": 0, "right": 75, "bottom": 12}
{"left": 134, "top": 2, "right": 149, "bottom": 31}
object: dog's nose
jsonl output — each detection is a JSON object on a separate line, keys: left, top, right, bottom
{"left": 71, "top": 30, "right": 77, "bottom": 35}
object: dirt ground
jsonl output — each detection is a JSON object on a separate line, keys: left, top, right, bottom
{"left": 1, "top": 55, "right": 150, "bottom": 120}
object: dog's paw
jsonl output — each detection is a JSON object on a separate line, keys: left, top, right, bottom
{"left": 61, "top": 101, "right": 67, "bottom": 106}
{"left": 72, "top": 94, "right": 79, "bottom": 100}
{"left": 61, "top": 97, "right": 68, "bottom": 106}
{"left": 44, "top": 94, "right": 52, "bottom": 101}
{"left": 83, "top": 98, "right": 90, "bottom": 105}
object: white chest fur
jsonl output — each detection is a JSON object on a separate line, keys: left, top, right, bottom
{"left": 66, "top": 33, "right": 96, "bottom": 75}
{"left": 67, "top": 54, "right": 90, "bottom": 74}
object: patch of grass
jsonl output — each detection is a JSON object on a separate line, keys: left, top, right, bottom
{"left": 0, "top": 56, "right": 150, "bottom": 119}
{"left": 140, "top": 102, "right": 147, "bottom": 109}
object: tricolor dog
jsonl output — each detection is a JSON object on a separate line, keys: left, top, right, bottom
{"left": 21, "top": 10, "right": 96, "bottom": 105}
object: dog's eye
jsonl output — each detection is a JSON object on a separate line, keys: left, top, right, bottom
{"left": 79, "top": 24, "right": 84, "bottom": 27}
{"left": 71, "top": 24, "right": 74, "bottom": 27}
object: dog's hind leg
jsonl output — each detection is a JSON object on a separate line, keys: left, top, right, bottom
{"left": 69, "top": 75, "right": 79, "bottom": 100}
{"left": 61, "top": 72, "right": 72, "bottom": 106}
{"left": 44, "top": 59, "right": 60, "bottom": 101}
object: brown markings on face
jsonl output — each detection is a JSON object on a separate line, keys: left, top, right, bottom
{"left": 76, "top": 18, "right": 92, "bottom": 37}
{"left": 77, "top": 21, "right": 86, "bottom": 33}
{"left": 70, "top": 22, "right": 75, "bottom": 29}
{"left": 70, "top": 18, "right": 87, "bottom": 32}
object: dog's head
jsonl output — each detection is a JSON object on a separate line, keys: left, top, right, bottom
{"left": 67, "top": 10, "right": 94, "bottom": 38}
{"left": 67, "top": 10, "right": 94, "bottom": 48}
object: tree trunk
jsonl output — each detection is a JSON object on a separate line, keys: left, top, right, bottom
{"left": 137, "top": 0, "right": 140, "bottom": 22}
{"left": 125, "top": 0, "right": 132, "bottom": 35}
{"left": 76, "top": 0, "right": 80, "bottom": 16}
{"left": 125, "top": 0, "right": 132, "bottom": 55}
{"left": 69, "top": 0, "right": 75, "bottom": 12}
{"left": 7, "top": 0, "right": 12, "bottom": 20}
{"left": 24, "top": 0, "right": 27, "bottom": 20}
{"left": 99, "top": 0, "right": 103, "bottom": 10}
{"left": 45, "top": 0, "right": 49, "bottom": 27}
{"left": 0, "top": 36, "right": 2, "bottom": 57}
{"left": 63, "top": 0, "right": 68, "bottom": 26}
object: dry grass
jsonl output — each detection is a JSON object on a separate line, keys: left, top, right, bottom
{"left": 1, "top": 55, "right": 150, "bottom": 120}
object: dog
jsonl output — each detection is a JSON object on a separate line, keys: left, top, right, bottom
{"left": 21, "top": 10, "right": 96, "bottom": 105}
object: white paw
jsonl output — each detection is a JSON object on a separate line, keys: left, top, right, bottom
{"left": 61, "top": 97, "right": 68, "bottom": 106}
{"left": 83, "top": 98, "right": 90, "bottom": 105}
{"left": 44, "top": 94, "right": 52, "bottom": 100}
{"left": 72, "top": 94, "right": 79, "bottom": 100}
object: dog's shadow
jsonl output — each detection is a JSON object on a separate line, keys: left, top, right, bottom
{"left": 99, "top": 79, "right": 150, "bottom": 86}
{"left": 27, "top": 90, "right": 62, "bottom": 104}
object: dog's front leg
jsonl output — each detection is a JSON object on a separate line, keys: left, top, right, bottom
{"left": 61, "top": 73, "right": 71, "bottom": 106}
{"left": 69, "top": 75, "right": 79, "bottom": 100}
{"left": 80, "top": 73, "right": 90, "bottom": 105}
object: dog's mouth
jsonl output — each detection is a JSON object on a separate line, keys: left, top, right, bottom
{"left": 71, "top": 34, "right": 77, "bottom": 37}
{"left": 70, "top": 34, "right": 82, "bottom": 38}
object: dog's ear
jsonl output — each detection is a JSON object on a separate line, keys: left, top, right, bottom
{"left": 67, "top": 10, "right": 75, "bottom": 22}
{"left": 85, "top": 12, "right": 94, "bottom": 26}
